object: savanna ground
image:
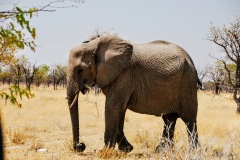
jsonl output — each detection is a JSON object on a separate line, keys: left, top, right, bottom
{"left": 1, "top": 85, "right": 240, "bottom": 160}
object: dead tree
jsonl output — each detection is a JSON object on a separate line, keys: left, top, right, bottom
{"left": 197, "top": 64, "right": 210, "bottom": 82}
{"left": 197, "top": 64, "right": 210, "bottom": 90}
{"left": 21, "top": 63, "right": 39, "bottom": 90}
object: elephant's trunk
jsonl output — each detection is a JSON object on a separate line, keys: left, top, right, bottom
{"left": 67, "top": 79, "right": 85, "bottom": 152}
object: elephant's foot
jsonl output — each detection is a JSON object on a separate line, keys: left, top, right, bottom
{"left": 117, "top": 134, "right": 133, "bottom": 153}
{"left": 104, "top": 132, "right": 117, "bottom": 149}
{"left": 74, "top": 142, "right": 86, "bottom": 152}
{"left": 155, "top": 138, "right": 173, "bottom": 153}
{"left": 118, "top": 138, "right": 133, "bottom": 153}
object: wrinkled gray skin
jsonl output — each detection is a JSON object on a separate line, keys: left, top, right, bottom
{"left": 67, "top": 35, "right": 200, "bottom": 152}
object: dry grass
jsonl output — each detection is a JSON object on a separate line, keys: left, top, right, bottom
{"left": 1, "top": 85, "right": 240, "bottom": 159}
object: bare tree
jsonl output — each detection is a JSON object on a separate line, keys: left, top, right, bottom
{"left": 207, "top": 63, "right": 224, "bottom": 94}
{"left": 19, "top": 56, "right": 39, "bottom": 90}
{"left": 197, "top": 64, "right": 210, "bottom": 83}
{"left": 22, "top": 64, "right": 39, "bottom": 90}
{"left": 208, "top": 16, "right": 240, "bottom": 113}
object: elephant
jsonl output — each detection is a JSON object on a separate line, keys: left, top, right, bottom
{"left": 66, "top": 34, "right": 201, "bottom": 153}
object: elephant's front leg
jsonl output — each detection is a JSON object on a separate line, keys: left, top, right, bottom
{"left": 117, "top": 110, "right": 133, "bottom": 152}
{"left": 104, "top": 106, "right": 120, "bottom": 148}
{"left": 103, "top": 78, "right": 134, "bottom": 150}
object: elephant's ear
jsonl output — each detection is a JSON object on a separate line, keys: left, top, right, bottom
{"left": 96, "top": 35, "right": 133, "bottom": 88}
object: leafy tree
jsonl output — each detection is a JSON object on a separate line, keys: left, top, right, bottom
{"left": 0, "top": 68, "right": 10, "bottom": 85}
{"left": 0, "top": 85, "right": 34, "bottom": 108}
{"left": 0, "top": 4, "right": 42, "bottom": 106}
{"left": 0, "top": 0, "right": 84, "bottom": 107}
{"left": 35, "top": 64, "right": 50, "bottom": 87}
{"left": 208, "top": 16, "right": 240, "bottom": 113}
{"left": 52, "top": 64, "right": 67, "bottom": 90}
{"left": 0, "top": 7, "right": 37, "bottom": 54}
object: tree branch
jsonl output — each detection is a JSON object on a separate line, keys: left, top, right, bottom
{"left": 209, "top": 55, "right": 235, "bottom": 88}
{"left": 214, "top": 40, "right": 237, "bottom": 63}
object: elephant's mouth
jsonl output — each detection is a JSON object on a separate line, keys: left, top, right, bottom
{"left": 68, "top": 82, "right": 93, "bottom": 108}
{"left": 80, "top": 79, "right": 95, "bottom": 94}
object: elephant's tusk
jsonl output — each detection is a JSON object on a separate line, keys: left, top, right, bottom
{"left": 69, "top": 91, "right": 79, "bottom": 109}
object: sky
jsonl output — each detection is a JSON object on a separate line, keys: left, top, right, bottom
{"left": 1, "top": 0, "right": 240, "bottom": 69}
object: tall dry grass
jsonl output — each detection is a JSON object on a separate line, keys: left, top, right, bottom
{"left": 0, "top": 86, "right": 240, "bottom": 159}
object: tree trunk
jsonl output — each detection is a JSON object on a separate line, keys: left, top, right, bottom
{"left": 236, "top": 60, "right": 240, "bottom": 88}
{"left": 233, "top": 59, "right": 240, "bottom": 113}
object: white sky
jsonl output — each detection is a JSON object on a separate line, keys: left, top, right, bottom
{"left": 1, "top": 0, "right": 240, "bottom": 69}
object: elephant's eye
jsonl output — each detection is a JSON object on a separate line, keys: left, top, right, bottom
{"left": 78, "top": 69, "right": 83, "bottom": 75}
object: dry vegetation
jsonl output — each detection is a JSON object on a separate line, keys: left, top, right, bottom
{"left": 1, "top": 85, "right": 240, "bottom": 160}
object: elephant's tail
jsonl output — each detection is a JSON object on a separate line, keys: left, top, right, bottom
{"left": 184, "top": 53, "right": 203, "bottom": 90}
{"left": 197, "top": 77, "right": 203, "bottom": 90}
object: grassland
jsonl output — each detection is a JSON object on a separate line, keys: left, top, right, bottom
{"left": 1, "top": 86, "right": 240, "bottom": 159}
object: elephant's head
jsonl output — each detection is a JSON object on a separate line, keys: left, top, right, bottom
{"left": 66, "top": 35, "right": 133, "bottom": 151}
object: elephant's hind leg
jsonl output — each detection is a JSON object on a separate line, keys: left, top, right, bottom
{"left": 184, "top": 121, "right": 199, "bottom": 148}
{"left": 156, "top": 113, "right": 179, "bottom": 152}
{"left": 117, "top": 110, "right": 133, "bottom": 153}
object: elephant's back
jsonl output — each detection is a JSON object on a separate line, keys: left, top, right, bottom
{"left": 131, "top": 42, "right": 187, "bottom": 76}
